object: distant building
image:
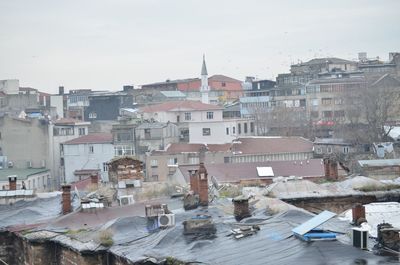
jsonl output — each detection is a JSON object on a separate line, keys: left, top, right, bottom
{"left": 0, "top": 168, "right": 51, "bottom": 191}
{"left": 84, "top": 92, "right": 134, "bottom": 121}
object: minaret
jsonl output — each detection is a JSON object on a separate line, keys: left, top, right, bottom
{"left": 200, "top": 55, "right": 210, "bottom": 104}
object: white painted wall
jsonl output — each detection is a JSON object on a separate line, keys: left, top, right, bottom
{"left": 63, "top": 143, "right": 114, "bottom": 183}
{"left": 189, "top": 121, "right": 237, "bottom": 144}
{"left": 142, "top": 109, "right": 223, "bottom": 123}
{"left": 0, "top": 79, "right": 19, "bottom": 95}
{"left": 50, "top": 95, "right": 64, "bottom": 119}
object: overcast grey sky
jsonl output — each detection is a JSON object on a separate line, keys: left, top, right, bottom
{"left": 1, "top": 0, "right": 399, "bottom": 93}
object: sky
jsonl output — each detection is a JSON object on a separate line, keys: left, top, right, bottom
{"left": 1, "top": 0, "right": 400, "bottom": 94}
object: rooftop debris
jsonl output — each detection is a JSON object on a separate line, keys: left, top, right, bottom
{"left": 292, "top": 210, "right": 337, "bottom": 242}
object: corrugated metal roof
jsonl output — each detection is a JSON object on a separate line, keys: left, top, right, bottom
{"left": 292, "top": 210, "right": 336, "bottom": 236}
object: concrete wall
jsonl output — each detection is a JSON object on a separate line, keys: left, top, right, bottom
{"left": 50, "top": 95, "right": 64, "bottom": 119}
{"left": 0, "top": 116, "right": 50, "bottom": 169}
{"left": 63, "top": 143, "right": 114, "bottom": 183}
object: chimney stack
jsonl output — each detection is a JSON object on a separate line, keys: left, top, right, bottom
{"left": 90, "top": 173, "right": 99, "bottom": 186}
{"left": 232, "top": 195, "right": 251, "bottom": 221}
{"left": 197, "top": 163, "right": 208, "bottom": 206}
{"left": 59, "top": 86, "right": 64, "bottom": 95}
{"left": 352, "top": 203, "right": 366, "bottom": 225}
{"left": 61, "top": 185, "right": 72, "bottom": 214}
{"left": 324, "top": 158, "right": 338, "bottom": 181}
{"left": 189, "top": 169, "right": 199, "bottom": 194}
{"left": 8, "top": 176, "right": 17, "bottom": 190}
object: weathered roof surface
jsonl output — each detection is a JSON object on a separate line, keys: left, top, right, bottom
{"left": 308, "top": 76, "right": 366, "bottom": 85}
{"left": 139, "top": 100, "right": 223, "bottom": 113}
{"left": 0, "top": 168, "right": 50, "bottom": 181}
{"left": 107, "top": 206, "right": 389, "bottom": 265}
{"left": 358, "top": 159, "right": 400, "bottom": 167}
{"left": 63, "top": 133, "right": 113, "bottom": 145}
{"left": 0, "top": 193, "right": 70, "bottom": 228}
{"left": 232, "top": 137, "right": 313, "bottom": 155}
{"left": 177, "top": 160, "right": 325, "bottom": 184}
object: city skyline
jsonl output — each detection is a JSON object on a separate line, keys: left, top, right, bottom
{"left": 1, "top": 0, "right": 400, "bottom": 93}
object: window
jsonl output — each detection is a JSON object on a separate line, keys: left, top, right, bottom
{"left": 226, "top": 127, "right": 229, "bottom": 135}
{"left": 343, "top": 146, "right": 349, "bottom": 154}
{"left": 117, "top": 132, "right": 132, "bottom": 141}
{"left": 144, "top": 128, "right": 151, "bottom": 139}
{"left": 238, "top": 123, "right": 241, "bottom": 134}
{"left": 316, "top": 147, "right": 322, "bottom": 154}
{"left": 184, "top": 112, "right": 191, "bottom": 121}
{"left": 233, "top": 126, "right": 235, "bottom": 134}
{"left": 189, "top": 157, "right": 199, "bottom": 164}
{"left": 114, "top": 145, "right": 134, "bottom": 156}
{"left": 327, "top": 147, "right": 333, "bottom": 153}
{"left": 89, "top": 112, "right": 97, "bottom": 119}
{"left": 334, "top": 98, "right": 343, "bottom": 105}
{"left": 206, "top": 112, "right": 214, "bottom": 120}
{"left": 334, "top": 110, "right": 345, "bottom": 118}
{"left": 244, "top": 123, "right": 248, "bottom": 133}
{"left": 89, "top": 145, "right": 94, "bottom": 154}
{"left": 311, "top": 99, "right": 319, "bottom": 106}
{"left": 322, "top": 111, "right": 333, "bottom": 118}
{"left": 103, "top": 162, "right": 109, "bottom": 172}
{"left": 224, "top": 157, "right": 230, "bottom": 163}
{"left": 168, "top": 157, "right": 178, "bottom": 165}
{"left": 202, "top": 128, "right": 211, "bottom": 136}
{"left": 177, "top": 115, "right": 180, "bottom": 123}
{"left": 322, "top": 98, "right": 333, "bottom": 105}
{"left": 150, "top": 159, "right": 158, "bottom": 168}
{"left": 250, "top": 122, "right": 254, "bottom": 133}
{"left": 221, "top": 82, "right": 226, "bottom": 87}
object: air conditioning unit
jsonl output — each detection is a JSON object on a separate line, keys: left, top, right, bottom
{"left": 352, "top": 227, "right": 368, "bottom": 249}
{"left": 158, "top": 214, "right": 175, "bottom": 228}
{"left": 118, "top": 195, "right": 134, "bottom": 206}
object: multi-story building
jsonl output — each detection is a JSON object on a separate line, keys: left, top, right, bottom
{"left": 61, "top": 133, "right": 114, "bottom": 183}
{"left": 84, "top": 92, "right": 134, "bottom": 121}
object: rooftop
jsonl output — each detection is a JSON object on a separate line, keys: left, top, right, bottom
{"left": 159, "top": 90, "right": 186, "bottom": 98}
{"left": 232, "top": 137, "right": 313, "bottom": 155}
{"left": 53, "top": 118, "right": 90, "bottom": 125}
{"left": 177, "top": 159, "right": 326, "bottom": 184}
{"left": 358, "top": 159, "right": 400, "bottom": 168}
{"left": 152, "top": 142, "right": 231, "bottom": 155}
{"left": 0, "top": 168, "right": 50, "bottom": 182}
{"left": 139, "top": 100, "right": 223, "bottom": 113}
{"left": 63, "top": 133, "right": 113, "bottom": 145}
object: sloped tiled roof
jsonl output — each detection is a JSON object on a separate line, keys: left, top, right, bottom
{"left": 232, "top": 137, "right": 313, "bottom": 155}
{"left": 63, "top": 133, "right": 113, "bottom": 145}
{"left": 208, "top": 74, "right": 242, "bottom": 83}
{"left": 177, "top": 159, "right": 325, "bottom": 184}
{"left": 152, "top": 143, "right": 231, "bottom": 155}
{"left": 139, "top": 100, "right": 222, "bottom": 113}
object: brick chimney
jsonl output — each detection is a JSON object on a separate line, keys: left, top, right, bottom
{"left": 189, "top": 169, "right": 199, "bottom": 194}
{"left": 8, "top": 176, "right": 17, "bottom": 190}
{"left": 232, "top": 195, "right": 251, "bottom": 221}
{"left": 324, "top": 158, "right": 338, "bottom": 181}
{"left": 352, "top": 203, "right": 366, "bottom": 225}
{"left": 197, "top": 163, "right": 208, "bottom": 206}
{"left": 61, "top": 185, "right": 72, "bottom": 214}
{"left": 90, "top": 173, "right": 99, "bottom": 185}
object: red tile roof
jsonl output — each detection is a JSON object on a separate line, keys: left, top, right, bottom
{"left": 208, "top": 74, "right": 242, "bottom": 83}
{"left": 63, "top": 133, "right": 113, "bottom": 145}
{"left": 178, "top": 159, "right": 325, "bottom": 184}
{"left": 232, "top": 137, "right": 313, "bottom": 155}
{"left": 139, "top": 100, "right": 222, "bottom": 113}
{"left": 152, "top": 143, "right": 231, "bottom": 155}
